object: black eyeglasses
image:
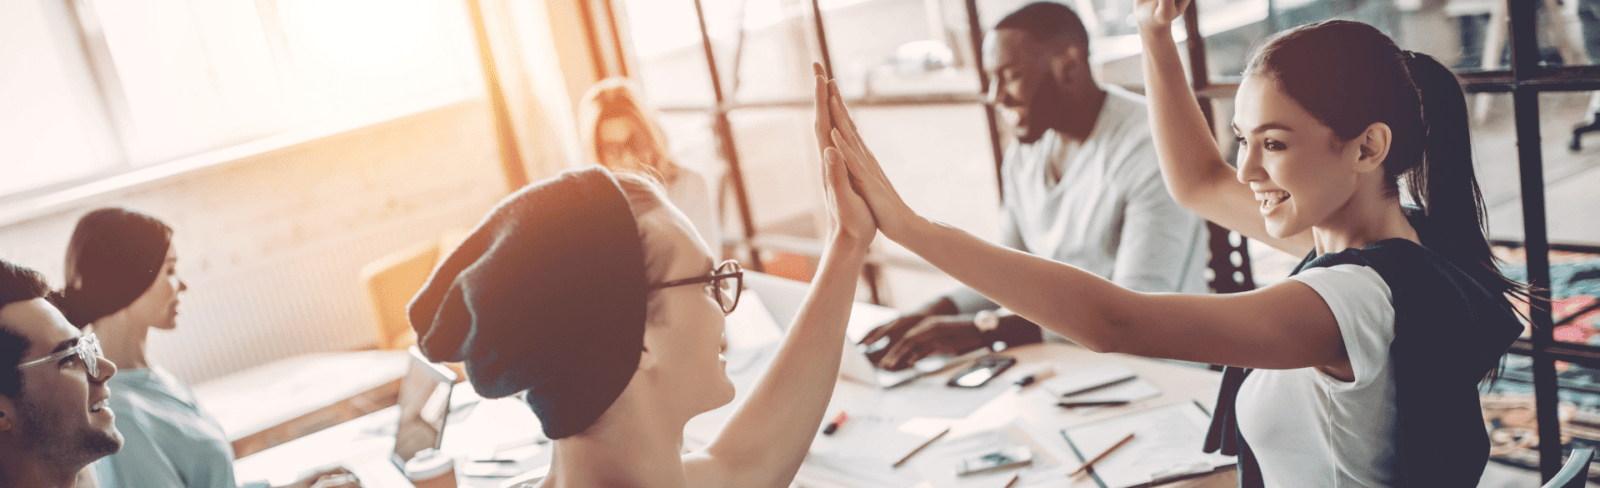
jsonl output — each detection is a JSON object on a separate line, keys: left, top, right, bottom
{"left": 649, "top": 259, "right": 743, "bottom": 314}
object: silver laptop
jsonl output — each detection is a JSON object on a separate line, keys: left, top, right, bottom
{"left": 345, "top": 346, "right": 458, "bottom": 488}
{"left": 839, "top": 304, "right": 987, "bottom": 388}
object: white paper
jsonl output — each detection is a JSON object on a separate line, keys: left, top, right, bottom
{"left": 1041, "top": 363, "right": 1138, "bottom": 397}
{"left": 910, "top": 421, "right": 1077, "bottom": 488}
{"left": 1059, "top": 378, "right": 1161, "bottom": 404}
{"left": 1060, "top": 402, "right": 1236, "bottom": 488}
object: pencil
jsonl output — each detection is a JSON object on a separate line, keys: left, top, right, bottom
{"left": 1068, "top": 432, "right": 1136, "bottom": 477}
{"left": 1003, "top": 473, "right": 1021, "bottom": 488}
{"left": 892, "top": 427, "right": 951, "bottom": 468}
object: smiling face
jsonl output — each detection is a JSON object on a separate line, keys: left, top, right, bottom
{"left": 0, "top": 298, "right": 121, "bottom": 466}
{"left": 1232, "top": 75, "right": 1367, "bottom": 238}
{"left": 985, "top": 28, "right": 1075, "bottom": 144}
{"left": 634, "top": 195, "right": 735, "bottom": 420}
{"left": 121, "top": 246, "right": 185, "bottom": 331}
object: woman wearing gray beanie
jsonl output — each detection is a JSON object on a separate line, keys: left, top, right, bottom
{"left": 408, "top": 74, "right": 874, "bottom": 487}
{"left": 57, "top": 207, "right": 358, "bottom": 488}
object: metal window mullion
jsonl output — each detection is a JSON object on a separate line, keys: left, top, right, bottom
{"left": 692, "top": 0, "right": 763, "bottom": 272}
{"left": 809, "top": 0, "right": 834, "bottom": 77}
{"left": 601, "top": 0, "right": 629, "bottom": 78}
{"left": 56, "top": 0, "right": 134, "bottom": 167}
{"left": 1505, "top": 0, "right": 1562, "bottom": 480}
{"left": 960, "top": 0, "right": 1007, "bottom": 197}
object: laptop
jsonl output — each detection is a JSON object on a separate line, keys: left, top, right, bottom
{"left": 344, "top": 346, "right": 459, "bottom": 488}
{"left": 839, "top": 301, "right": 988, "bottom": 388}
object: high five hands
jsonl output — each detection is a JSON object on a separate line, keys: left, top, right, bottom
{"left": 812, "top": 63, "right": 877, "bottom": 246}
{"left": 811, "top": 63, "right": 918, "bottom": 242}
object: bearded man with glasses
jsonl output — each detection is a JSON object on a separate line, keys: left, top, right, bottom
{"left": 0, "top": 258, "right": 121, "bottom": 488}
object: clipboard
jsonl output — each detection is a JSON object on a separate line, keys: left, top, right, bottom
{"left": 1059, "top": 402, "right": 1236, "bottom": 488}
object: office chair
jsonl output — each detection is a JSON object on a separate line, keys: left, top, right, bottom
{"left": 360, "top": 241, "right": 439, "bottom": 350}
{"left": 1542, "top": 447, "right": 1595, "bottom": 488}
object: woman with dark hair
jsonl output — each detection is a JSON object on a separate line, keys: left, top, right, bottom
{"left": 812, "top": 0, "right": 1523, "bottom": 485}
{"left": 58, "top": 207, "right": 356, "bottom": 488}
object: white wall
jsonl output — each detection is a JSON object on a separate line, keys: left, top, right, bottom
{"left": 0, "top": 99, "right": 511, "bottom": 384}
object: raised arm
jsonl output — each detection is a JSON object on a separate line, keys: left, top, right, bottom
{"left": 820, "top": 71, "right": 1349, "bottom": 373}
{"left": 1135, "top": 0, "right": 1311, "bottom": 255}
{"left": 684, "top": 64, "right": 874, "bottom": 488}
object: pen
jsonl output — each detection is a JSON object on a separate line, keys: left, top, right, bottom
{"left": 893, "top": 427, "right": 950, "bottom": 468}
{"left": 1057, "top": 400, "right": 1131, "bottom": 408}
{"left": 1058, "top": 376, "right": 1137, "bottom": 397}
{"left": 1003, "top": 474, "right": 1020, "bottom": 488}
{"left": 1069, "top": 432, "right": 1136, "bottom": 477}
{"left": 823, "top": 411, "right": 848, "bottom": 435}
{"left": 1014, "top": 369, "right": 1056, "bottom": 389}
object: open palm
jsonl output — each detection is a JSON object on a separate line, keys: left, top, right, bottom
{"left": 1133, "top": 0, "right": 1190, "bottom": 29}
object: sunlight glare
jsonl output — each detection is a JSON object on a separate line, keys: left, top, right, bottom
{"left": 298, "top": 0, "right": 435, "bottom": 70}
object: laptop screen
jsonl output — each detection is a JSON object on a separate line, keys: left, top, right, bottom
{"left": 393, "top": 347, "right": 457, "bottom": 466}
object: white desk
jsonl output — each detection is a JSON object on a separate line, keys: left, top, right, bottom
{"left": 234, "top": 273, "right": 1233, "bottom": 487}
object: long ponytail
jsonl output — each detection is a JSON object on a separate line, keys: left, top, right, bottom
{"left": 1402, "top": 53, "right": 1525, "bottom": 302}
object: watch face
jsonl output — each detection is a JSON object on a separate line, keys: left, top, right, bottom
{"left": 976, "top": 310, "right": 1000, "bottom": 332}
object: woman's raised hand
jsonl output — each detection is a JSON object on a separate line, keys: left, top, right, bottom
{"left": 1132, "top": 0, "right": 1190, "bottom": 30}
{"left": 811, "top": 64, "right": 920, "bottom": 241}
{"left": 813, "top": 63, "right": 876, "bottom": 247}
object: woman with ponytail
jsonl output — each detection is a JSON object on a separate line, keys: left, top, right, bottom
{"left": 59, "top": 208, "right": 357, "bottom": 488}
{"left": 811, "top": 0, "right": 1523, "bottom": 485}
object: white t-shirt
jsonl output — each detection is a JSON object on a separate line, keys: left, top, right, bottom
{"left": 663, "top": 165, "right": 721, "bottom": 260}
{"left": 998, "top": 85, "right": 1208, "bottom": 295}
{"left": 1235, "top": 264, "right": 1399, "bottom": 487}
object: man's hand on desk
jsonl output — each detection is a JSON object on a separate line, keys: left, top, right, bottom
{"left": 877, "top": 315, "right": 985, "bottom": 371}
{"left": 860, "top": 298, "right": 1047, "bottom": 371}
{"left": 277, "top": 467, "right": 362, "bottom": 488}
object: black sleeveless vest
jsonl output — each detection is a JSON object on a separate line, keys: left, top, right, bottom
{"left": 1202, "top": 239, "right": 1522, "bottom": 487}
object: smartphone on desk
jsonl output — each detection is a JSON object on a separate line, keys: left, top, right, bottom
{"left": 947, "top": 354, "right": 1016, "bottom": 388}
{"left": 955, "top": 445, "right": 1034, "bottom": 477}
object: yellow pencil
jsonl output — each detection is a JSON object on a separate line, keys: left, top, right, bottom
{"left": 892, "top": 427, "right": 951, "bottom": 468}
{"left": 1069, "top": 432, "right": 1136, "bottom": 477}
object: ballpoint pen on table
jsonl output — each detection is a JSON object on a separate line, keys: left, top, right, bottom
{"left": 1057, "top": 400, "right": 1131, "bottom": 408}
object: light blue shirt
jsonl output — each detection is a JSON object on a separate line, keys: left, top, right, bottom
{"left": 93, "top": 367, "right": 269, "bottom": 488}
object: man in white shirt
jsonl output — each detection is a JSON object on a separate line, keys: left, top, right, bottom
{"left": 860, "top": 1, "right": 1208, "bottom": 370}
{"left": 0, "top": 259, "right": 122, "bottom": 488}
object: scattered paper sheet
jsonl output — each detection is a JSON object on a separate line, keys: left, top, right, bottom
{"left": 1042, "top": 363, "right": 1138, "bottom": 397}
{"left": 1060, "top": 402, "right": 1236, "bottom": 488}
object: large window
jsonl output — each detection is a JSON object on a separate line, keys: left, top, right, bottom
{"left": 1, "top": 0, "right": 478, "bottom": 201}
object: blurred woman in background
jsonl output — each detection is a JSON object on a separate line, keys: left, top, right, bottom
{"left": 579, "top": 78, "right": 722, "bottom": 259}
{"left": 57, "top": 207, "right": 356, "bottom": 488}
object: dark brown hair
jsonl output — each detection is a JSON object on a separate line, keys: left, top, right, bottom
{"left": 1245, "top": 20, "right": 1525, "bottom": 305}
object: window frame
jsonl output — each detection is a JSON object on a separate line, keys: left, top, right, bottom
{"left": 0, "top": 0, "right": 482, "bottom": 220}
